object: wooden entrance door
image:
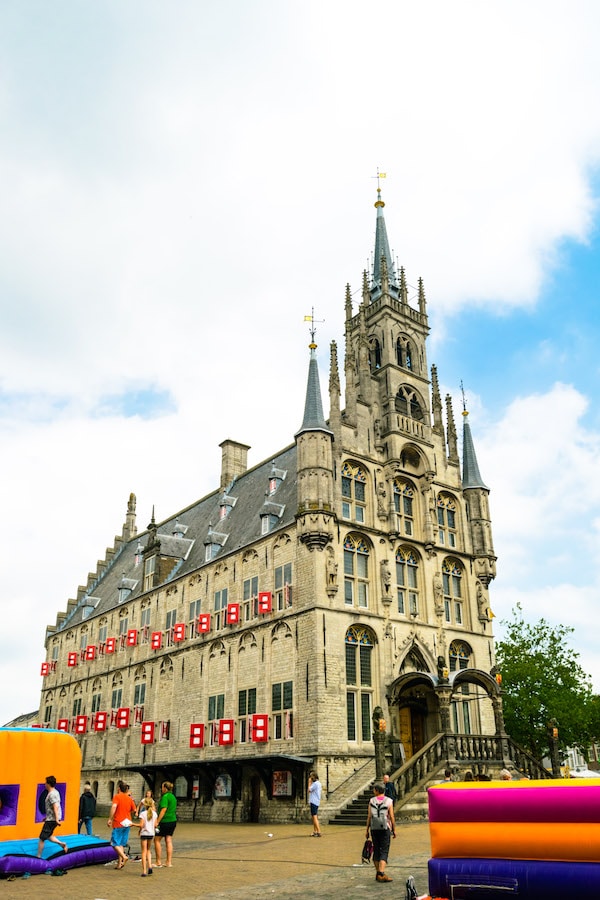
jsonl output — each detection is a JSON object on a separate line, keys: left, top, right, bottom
{"left": 399, "top": 705, "right": 426, "bottom": 759}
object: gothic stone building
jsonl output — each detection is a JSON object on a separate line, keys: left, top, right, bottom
{"left": 38, "top": 190, "right": 501, "bottom": 823}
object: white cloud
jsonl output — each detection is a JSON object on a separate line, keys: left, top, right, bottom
{"left": 2, "top": 1, "right": 600, "bottom": 722}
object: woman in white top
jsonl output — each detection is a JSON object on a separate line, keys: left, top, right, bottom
{"left": 134, "top": 798, "right": 158, "bottom": 876}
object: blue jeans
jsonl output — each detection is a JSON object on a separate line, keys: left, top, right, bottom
{"left": 79, "top": 817, "right": 93, "bottom": 836}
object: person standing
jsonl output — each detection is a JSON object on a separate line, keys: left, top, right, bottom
{"left": 383, "top": 774, "right": 397, "bottom": 802}
{"left": 366, "top": 782, "right": 396, "bottom": 883}
{"left": 78, "top": 782, "right": 97, "bottom": 836}
{"left": 134, "top": 797, "right": 158, "bottom": 876}
{"left": 154, "top": 781, "right": 177, "bottom": 867}
{"left": 108, "top": 780, "right": 137, "bottom": 869}
{"left": 308, "top": 770, "right": 322, "bottom": 837}
{"left": 36, "top": 776, "right": 68, "bottom": 858}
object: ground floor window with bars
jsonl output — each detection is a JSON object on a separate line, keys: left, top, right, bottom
{"left": 272, "top": 680, "right": 293, "bottom": 739}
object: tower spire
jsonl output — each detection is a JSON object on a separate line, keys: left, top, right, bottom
{"left": 461, "top": 388, "right": 489, "bottom": 489}
{"left": 296, "top": 313, "right": 332, "bottom": 436}
{"left": 371, "top": 181, "right": 399, "bottom": 298}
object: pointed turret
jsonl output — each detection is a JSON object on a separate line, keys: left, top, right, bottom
{"left": 460, "top": 404, "right": 497, "bottom": 592}
{"left": 296, "top": 340, "right": 332, "bottom": 437}
{"left": 462, "top": 410, "right": 488, "bottom": 490}
{"left": 296, "top": 331, "right": 334, "bottom": 550}
{"left": 371, "top": 188, "right": 399, "bottom": 299}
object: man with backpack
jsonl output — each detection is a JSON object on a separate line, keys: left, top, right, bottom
{"left": 365, "top": 782, "right": 396, "bottom": 883}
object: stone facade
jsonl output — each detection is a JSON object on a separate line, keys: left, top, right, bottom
{"left": 37, "top": 190, "right": 502, "bottom": 823}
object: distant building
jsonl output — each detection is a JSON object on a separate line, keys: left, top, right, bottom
{"left": 38, "top": 190, "right": 503, "bottom": 821}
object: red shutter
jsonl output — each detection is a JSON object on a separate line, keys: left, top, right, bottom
{"left": 218, "top": 718, "right": 235, "bottom": 745}
{"left": 189, "top": 723, "right": 205, "bottom": 748}
{"left": 127, "top": 629, "right": 138, "bottom": 647}
{"left": 93, "top": 711, "right": 108, "bottom": 732}
{"left": 250, "top": 713, "right": 269, "bottom": 742}
{"left": 67, "top": 652, "right": 78, "bottom": 667}
{"left": 85, "top": 645, "right": 97, "bottom": 661}
{"left": 116, "top": 707, "right": 130, "bottom": 728}
{"left": 57, "top": 718, "right": 69, "bottom": 732}
{"left": 74, "top": 715, "right": 88, "bottom": 734}
{"left": 258, "top": 591, "right": 272, "bottom": 613}
{"left": 141, "top": 721, "right": 155, "bottom": 744}
{"left": 173, "top": 623, "right": 186, "bottom": 642}
{"left": 226, "top": 603, "right": 240, "bottom": 625}
{"left": 40, "top": 662, "right": 50, "bottom": 676}
{"left": 198, "top": 613, "right": 211, "bottom": 633}
{"left": 151, "top": 631, "right": 162, "bottom": 650}
{"left": 105, "top": 637, "right": 116, "bottom": 654}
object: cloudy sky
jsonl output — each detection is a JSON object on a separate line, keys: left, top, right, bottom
{"left": 2, "top": 0, "right": 600, "bottom": 726}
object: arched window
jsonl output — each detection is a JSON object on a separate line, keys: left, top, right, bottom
{"left": 442, "top": 558, "right": 464, "bottom": 626}
{"left": 437, "top": 493, "right": 458, "bottom": 548}
{"left": 396, "top": 546, "right": 420, "bottom": 617}
{"left": 393, "top": 479, "right": 415, "bottom": 535}
{"left": 341, "top": 462, "right": 367, "bottom": 523}
{"left": 395, "top": 385, "right": 424, "bottom": 420}
{"left": 369, "top": 337, "right": 382, "bottom": 370}
{"left": 396, "top": 336, "right": 413, "bottom": 370}
{"left": 344, "top": 535, "right": 369, "bottom": 608}
{"left": 345, "top": 625, "right": 374, "bottom": 742}
{"left": 449, "top": 640, "right": 473, "bottom": 733}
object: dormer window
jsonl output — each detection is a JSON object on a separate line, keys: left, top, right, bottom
{"left": 204, "top": 526, "right": 228, "bottom": 561}
{"left": 172, "top": 520, "right": 188, "bottom": 539}
{"left": 118, "top": 575, "right": 138, "bottom": 604}
{"left": 261, "top": 514, "right": 279, "bottom": 535}
{"left": 219, "top": 494, "right": 236, "bottom": 519}
{"left": 268, "top": 464, "right": 286, "bottom": 495}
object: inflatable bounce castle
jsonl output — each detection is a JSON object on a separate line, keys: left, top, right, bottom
{"left": 0, "top": 728, "right": 116, "bottom": 876}
{"left": 428, "top": 778, "right": 600, "bottom": 898}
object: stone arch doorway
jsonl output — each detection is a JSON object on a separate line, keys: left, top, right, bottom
{"left": 388, "top": 672, "right": 438, "bottom": 764}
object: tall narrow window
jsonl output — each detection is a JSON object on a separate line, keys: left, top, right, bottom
{"left": 214, "top": 589, "right": 228, "bottom": 629}
{"left": 208, "top": 693, "right": 225, "bottom": 745}
{"left": 437, "top": 493, "right": 458, "bottom": 548}
{"left": 393, "top": 480, "right": 415, "bottom": 535}
{"left": 275, "top": 562, "right": 293, "bottom": 610}
{"left": 341, "top": 462, "right": 367, "bottom": 523}
{"left": 442, "top": 558, "right": 464, "bottom": 625}
{"left": 369, "top": 338, "right": 382, "bottom": 370}
{"left": 243, "top": 577, "right": 258, "bottom": 622}
{"left": 143, "top": 555, "right": 156, "bottom": 591}
{"left": 449, "top": 640, "right": 473, "bottom": 733}
{"left": 396, "top": 547, "right": 419, "bottom": 617}
{"left": 345, "top": 626, "right": 374, "bottom": 742}
{"left": 238, "top": 687, "right": 257, "bottom": 742}
{"left": 272, "top": 681, "right": 293, "bottom": 739}
{"left": 343, "top": 535, "right": 369, "bottom": 608}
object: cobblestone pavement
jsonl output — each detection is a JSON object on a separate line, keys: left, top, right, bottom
{"left": 1, "top": 821, "right": 432, "bottom": 899}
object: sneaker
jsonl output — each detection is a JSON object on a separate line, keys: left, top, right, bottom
{"left": 148, "top": 868, "right": 153, "bottom": 875}
{"left": 376, "top": 873, "right": 393, "bottom": 882}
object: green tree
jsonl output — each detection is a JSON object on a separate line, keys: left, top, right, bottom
{"left": 495, "top": 605, "right": 593, "bottom": 759}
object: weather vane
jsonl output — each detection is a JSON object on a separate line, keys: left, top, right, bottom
{"left": 460, "top": 380, "right": 468, "bottom": 415}
{"left": 372, "top": 167, "right": 387, "bottom": 191}
{"left": 303, "top": 307, "right": 325, "bottom": 345}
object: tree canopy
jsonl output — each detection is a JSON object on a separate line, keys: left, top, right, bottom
{"left": 495, "top": 605, "right": 595, "bottom": 760}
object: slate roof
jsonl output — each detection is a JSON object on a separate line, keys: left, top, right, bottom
{"left": 59, "top": 441, "right": 298, "bottom": 631}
